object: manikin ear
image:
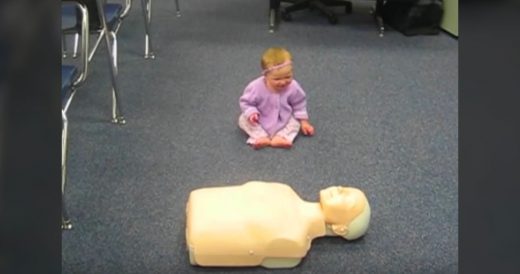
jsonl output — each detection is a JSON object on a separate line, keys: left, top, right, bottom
{"left": 331, "top": 224, "right": 348, "bottom": 236}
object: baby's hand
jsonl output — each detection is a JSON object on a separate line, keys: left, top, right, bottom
{"left": 300, "top": 120, "right": 315, "bottom": 136}
{"left": 248, "top": 113, "right": 260, "bottom": 124}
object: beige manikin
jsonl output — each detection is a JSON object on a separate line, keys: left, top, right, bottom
{"left": 185, "top": 181, "right": 371, "bottom": 268}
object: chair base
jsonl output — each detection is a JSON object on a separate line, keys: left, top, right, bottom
{"left": 281, "top": 0, "right": 352, "bottom": 25}
{"left": 269, "top": 0, "right": 385, "bottom": 36}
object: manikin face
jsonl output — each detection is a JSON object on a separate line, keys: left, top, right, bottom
{"left": 264, "top": 65, "right": 293, "bottom": 92}
{"left": 319, "top": 186, "right": 359, "bottom": 225}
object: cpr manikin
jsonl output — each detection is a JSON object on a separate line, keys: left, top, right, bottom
{"left": 185, "top": 181, "right": 371, "bottom": 268}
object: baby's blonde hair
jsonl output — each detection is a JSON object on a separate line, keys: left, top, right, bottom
{"left": 261, "top": 47, "right": 292, "bottom": 70}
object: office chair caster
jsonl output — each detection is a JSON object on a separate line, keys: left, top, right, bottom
{"left": 281, "top": 9, "right": 292, "bottom": 21}
{"left": 345, "top": 2, "right": 352, "bottom": 14}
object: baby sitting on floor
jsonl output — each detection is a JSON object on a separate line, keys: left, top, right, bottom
{"left": 238, "top": 47, "right": 315, "bottom": 149}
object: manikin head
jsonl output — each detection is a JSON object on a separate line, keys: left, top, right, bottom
{"left": 261, "top": 47, "right": 293, "bottom": 92}
{"left": 319, "top": 186, "right": 371, "bottom": 240}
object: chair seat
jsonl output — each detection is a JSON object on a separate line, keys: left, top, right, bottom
{"left": 104, "top": 3, "right": 123, "bottom": 29}
{"left": 61, "top": 65, "right": 78, "bottom": 106}
{"left": 61, "top": 3, "right": 122, "bottom": 31}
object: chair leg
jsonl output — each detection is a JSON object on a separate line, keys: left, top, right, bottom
{"left": 141, "top": 0, "right": 156, "bottom": 59}
{"left": 62, "top": 191, "right": 73, "bottom": 230}
{"left": 174, "top": 0, "right": 181, "bottom": 17}
{"left": 269, "top": 0, "right": 280, "bottom": 32}
{"left": 269, "top": 8, "right": 277, "bottom": 33}
{"left": 62, "top": 35, "right": 68, "bottom": 58}
{"left": 73, "top": 32, "right": 80, "bottom": 58}
{"left": 110, "top": 31, "right": 118, "bottom": 72}
{"left": 62, "top": 110, "right": 72, "bottom": 230}
{"left": 371, "top": 0, "right": 384, "bottom": 37}
{"left": 111, "top": 88, "right": 125, "bottom": 124}
{"left": 94, "top": 0, "right": 126, "bottom": 124}
{"left": 107, "top": 31, "right": 126, "bottom": 125}
{"left": 283, "top": 0, "right": 310, "bottom": 13}
{"left": 280, "top": 0, "right": 310, "bottom": 22}
{"left": 310, "top": 1, "right": 338, "bottom": 24}
{"left": 62, "top": 200, "right": 72, "bottom": 230}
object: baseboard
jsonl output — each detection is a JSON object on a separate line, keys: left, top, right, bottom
{"left": 441, "top": 28, "right": 458, "bottom": 39}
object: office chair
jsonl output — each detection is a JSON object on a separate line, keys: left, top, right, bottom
{"left": 280, "top": 0, "right": 353, "bottom": 24}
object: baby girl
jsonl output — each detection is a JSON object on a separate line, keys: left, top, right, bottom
{"left": 239, "top": 47, "right": 314, "bottom": 149}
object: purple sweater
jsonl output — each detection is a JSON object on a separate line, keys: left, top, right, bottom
{"left": 239, "top": 76, "right": 309, "bottom": 136}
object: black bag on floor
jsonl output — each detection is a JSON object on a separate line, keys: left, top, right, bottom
{"left": 382, "top": 0, "right": 444, "bottom": 36}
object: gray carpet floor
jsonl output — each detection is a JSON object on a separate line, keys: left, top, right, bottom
{"left": 62, "top": 0, "right": 458, "bottom": 273}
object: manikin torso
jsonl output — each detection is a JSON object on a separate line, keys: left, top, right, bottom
{"left": 186, "top": 181, "right": 370, "bottom": 268}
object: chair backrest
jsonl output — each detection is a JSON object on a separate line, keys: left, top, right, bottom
{"left": 68, "top": 0, "right": 103, "bottom": 31}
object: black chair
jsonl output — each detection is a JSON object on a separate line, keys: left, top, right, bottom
{"left": 268, "top": 0, "right": 385, "bottom": 36}
{"left": 280, "top": 0, "right": 353, "bottom": 24}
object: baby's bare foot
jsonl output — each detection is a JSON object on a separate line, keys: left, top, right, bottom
{"left": 270, "top": 136, "right": 292, "bottom": 149}
{"left": 252, "top": 137, "right": 271, "bottom": 150}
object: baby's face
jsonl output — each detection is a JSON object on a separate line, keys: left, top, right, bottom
{"left": 265, "top": 65, "right": 293, "bottom": 92}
